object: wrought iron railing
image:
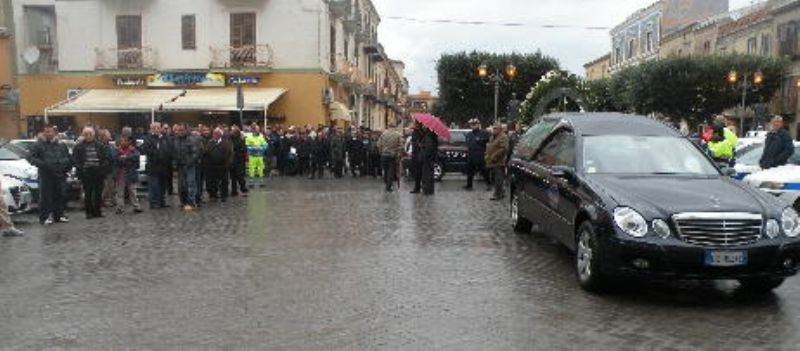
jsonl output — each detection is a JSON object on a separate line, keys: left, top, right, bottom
{"left": 210, "top": 44, "right": 273, "bottom": 69}
{"left": 95, "top": 47, "right": 157, "bottom": 70}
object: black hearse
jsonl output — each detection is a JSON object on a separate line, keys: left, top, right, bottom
{"left": 510, "top": 113, "right": 800, "bottom": 293}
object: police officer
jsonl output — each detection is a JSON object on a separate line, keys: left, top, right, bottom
{"left": 464, "top": 118, "right": 490, "bottom": 191}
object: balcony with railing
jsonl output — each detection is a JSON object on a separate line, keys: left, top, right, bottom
{"left": 331, "top": 57, "right": 369, "bottom": 89}
{"left": 210, "top": 44, "right": 273, "bottom": 69}
{"left": 95, "top": 47, "right": 157, "bottom": 71}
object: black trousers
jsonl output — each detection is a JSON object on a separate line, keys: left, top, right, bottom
{"left": 466, "top": 160, "right": 490, "bottom": 188}
{"left": 311, "top": 159, "right": 326, "bottom": 178}
{"left": 165, "top": 164, "right": 174, "bottom": 194}
{"left": 206, "top": 167, "right": 229, "bottom": 199}
{"left": 421, "top": 158, "right": 435, "bottom": 194}
{"left": 381, "top": 156, "right": 397, "bottom": 190}
{"left": 229, "top": 163, "right": 247, "bottom": 194}
{"left": 349, "top": 155, "right": 365, "bottom": 176}
{"left": 82, "top": 170, "right": 105, "bottom": 217}
{"left": 39, "top": 173, "right": 66, "bottom": 222}
{"left": 298, "top": 157, "right": 310, "bottom": 176}
{"left": 410, "top": 158, "right": 422, "bottom": 191}
{"left": 196, "top": 165, "right": 206, "bottom": 203}
{"left": 332, "top": 158, "right": 344, "bottom": 178}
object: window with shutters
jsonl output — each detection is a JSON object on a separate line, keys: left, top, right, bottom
{"left": 777, "top": 21, "right": 798, "bottom": 58}
{"left": 182, "top": 15, "right": 196, "bottom": 50}
{"left": 747, "top": 37, "right": 757, "bottom": 54}
{"left": 761, "top": 34, "right": 771, "bottom": 56}
{"left": 116, "top": 15, "right": 142, "bottom": 68}
{"left": 230, "top": 13, "right": 256, "bottom": 66}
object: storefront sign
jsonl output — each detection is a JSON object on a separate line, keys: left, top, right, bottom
{"left": 147, "top": 72, "right": 225, "bottom": 87}
{"left": 228, "top": 76, "right": 261, "bottom": 86}
{"left": 113, "top": 76, "right": 146, "bottom": 87}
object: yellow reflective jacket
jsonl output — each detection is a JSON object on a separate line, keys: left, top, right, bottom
{"left": 708, "top": 128, "right": 738, "bottom": 159}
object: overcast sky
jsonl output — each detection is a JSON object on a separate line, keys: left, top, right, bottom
{"left": 373, "top": 0, "right": 755, "bottom": 94}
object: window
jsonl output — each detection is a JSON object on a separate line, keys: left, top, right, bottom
{"left": 614, "top": 47, "right": 622, "bottom": 64}
{"left": 116, "top": 15, "right": 142, "bottom": 68}
{"left": 703, "top": 41, "right": 712, "bottom": 54}
{"left": 761, "top": 34, "right": 771, "bottom": 56}
{"left": 777, "top": 21, "right": 798, "bottom": 57}
{"left": 535, "top": 131, "right": 575, "bottom": 167}
{"left": 646, "top": 31, "right": 654, "bottom": 52}
{"left": 582, "top": 136, "right": 718, "bottom": 175}
{"left": 230, "top": 13, "right": 256, "bottom": 65}
{"left": 627, "top": 39, "right": 636, "bottom": 59}
{"left": 514, "top": 121, "right": 557, "bottom": 160}
{"left": 181, "top": 15, "right": 196, "bottom": 50}
{"left": 344, "top": 39, "right": 350, "bottom": 61}
{"left": 747, "top": 37, "right": 758, "bottom": 54}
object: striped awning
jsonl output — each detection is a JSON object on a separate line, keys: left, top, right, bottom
{"left": 162, "top": 88, "right": 287, "bottom": 112}
{"left": 47, "top": 89, "right": 185, "bottom": 114}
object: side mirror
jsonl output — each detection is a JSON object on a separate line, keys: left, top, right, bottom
{"left": 551, "top": 165, "right": 577, "bottom": 182}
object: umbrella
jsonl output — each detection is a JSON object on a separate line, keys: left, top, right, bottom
{"left": 413, "top": 113, "right": 450, "bottom": 141}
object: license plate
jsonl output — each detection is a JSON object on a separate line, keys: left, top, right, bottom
{"left": 705, "top": 251, "right": 748, "bottom": 267}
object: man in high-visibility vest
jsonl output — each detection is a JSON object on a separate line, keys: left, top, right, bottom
{"left": 245, "top": 125, "right": 269, "bottom": 188}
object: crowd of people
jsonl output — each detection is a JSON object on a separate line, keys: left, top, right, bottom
{"left": 0, "top": 117, "right": 518, "bottom": 234}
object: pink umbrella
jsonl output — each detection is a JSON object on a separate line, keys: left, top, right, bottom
{"left": 413, "top": 113, "right": 451, "bottom": 141}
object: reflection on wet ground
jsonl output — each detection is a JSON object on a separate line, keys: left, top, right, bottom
{"left": 1, "top": 177, "right": 798, "bottom": 348}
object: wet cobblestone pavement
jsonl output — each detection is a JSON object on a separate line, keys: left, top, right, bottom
{"left": 2, "top": 177, "right": 800, "bottom": 349}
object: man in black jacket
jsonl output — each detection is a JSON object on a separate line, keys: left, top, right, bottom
{"left": 27, "top": 125, "right": 73, "bottom": 225}
{"left": 310, "top": 130, "right": 330, "bottom": 179}
{"left": 409, "top": 123, "right": 424, "bottom": 194}
{"left": 141, "top": 122, "right": 172, "bottom": 209}
{"left": 464, "top": 118, "right": 490, "bottom": 190}
{"left": 420, "top": 128, "right": 439, "bottom": 195}
{"left": 296, "top": 131, "right": 312, "bottom": 177}
{"left": 72, "top": 127, "right": 112, "bottom": 219}
{"left": 229, "top": 125, "right": 248, "bottom": 196}
{"left": 760, "top": 116, "right": 795, "bottom": 170}
{"left": 329, "top": 128, "right": 346, "bottom": 178}
{"left": 347, "top": 129, "right": 366, "bottom": 177}
{"left": 205, "top": 128, "right": 233, "bottom": 202}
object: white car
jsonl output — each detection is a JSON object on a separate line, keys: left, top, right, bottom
{"left": 743, "top": 164, "right": 800, "bottom": 210}
{"left": 0, "top": 145, "right": 39, "bottom": 199}
{"left": 733, "top": 142, "right": 800, "bottom": 180}
{"left": 2, "top": 175, "right": 33, "bottom": 214}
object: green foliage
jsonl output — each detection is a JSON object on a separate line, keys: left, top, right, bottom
{"left": 607, "top": 55, "right": 788, "bottom": 125}
{"left": 433, "top": 51, "right": 559, "bottom": 126}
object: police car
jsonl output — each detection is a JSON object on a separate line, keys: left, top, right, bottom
{"left": 733, "top": 142, "right": 800, "bottom": 180}
{"left": 744, "top": 165, "right": 800, "bottom": 211}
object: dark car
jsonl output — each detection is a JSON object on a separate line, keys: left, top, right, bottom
{"left": 403, "top": 129, "right": 469, "bottom": 181}
{"left": 510, "top": 113, "right": 800, "bottom": 294}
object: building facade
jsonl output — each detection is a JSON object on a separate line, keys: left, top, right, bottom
{"left": 407, "top": 90, "right": 438, "bottom": 116}
{"left": 583, "top": 54, "right": 610, "bottom": 81}
{"left": 610, "top": 0, "right": 728, "bottom": 73}
{"left": 10, "top": 0, "right": 406, "bottom": 135}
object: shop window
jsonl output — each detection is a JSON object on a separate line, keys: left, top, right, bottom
{"left": 182, "top": 15, "right": 196, "bottom": 50}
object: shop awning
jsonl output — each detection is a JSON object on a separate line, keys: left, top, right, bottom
{"left": 47, "top": 89, "right": 185, "bottom": 114}
{"left": 162, "top": 88, "right": 287, "bottom": 112}
{"left": 330, "top": 101, "right": 353, "bottom": 121}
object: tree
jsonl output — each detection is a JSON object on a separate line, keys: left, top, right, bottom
{"left": 433, "top": 51, "right": 559, "bottom": 126}
{"left": 607, "top": 55, "right": 788, "bottom": 126}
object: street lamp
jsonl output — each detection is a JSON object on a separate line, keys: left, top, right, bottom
{"left": 477, "top": 63, "right": 518, "bottom": 124}
{"left": 728, "top": 69, "right": 764, "bottom": 136}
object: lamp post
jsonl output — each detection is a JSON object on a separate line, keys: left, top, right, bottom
{"left": 728, "top": 69, "right": 764, "bottom": 136}
{"left": 478, "top": 63, "right": 518, "bottom": 124}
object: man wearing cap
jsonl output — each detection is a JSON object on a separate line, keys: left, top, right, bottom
{"left": 485, "top": 123, "right": 509, "bottom": 201}
{"left": 464, "top": 118, "right": 491, "bottom": 191}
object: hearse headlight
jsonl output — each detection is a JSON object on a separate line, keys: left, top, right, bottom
{"left": 781, "top": 208, "right": 800, "bottom": 238}
{"left": 652, "top": 219, "right": 671, "bottom": 239}
{"left": 760, "top": 182, "right": 785, "bottom": 191}
{"left": 766, "top": 219, "right": 781, "bottom": 239}
{"left": 614, "top": 207, "right": 648, "bottom": 238}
